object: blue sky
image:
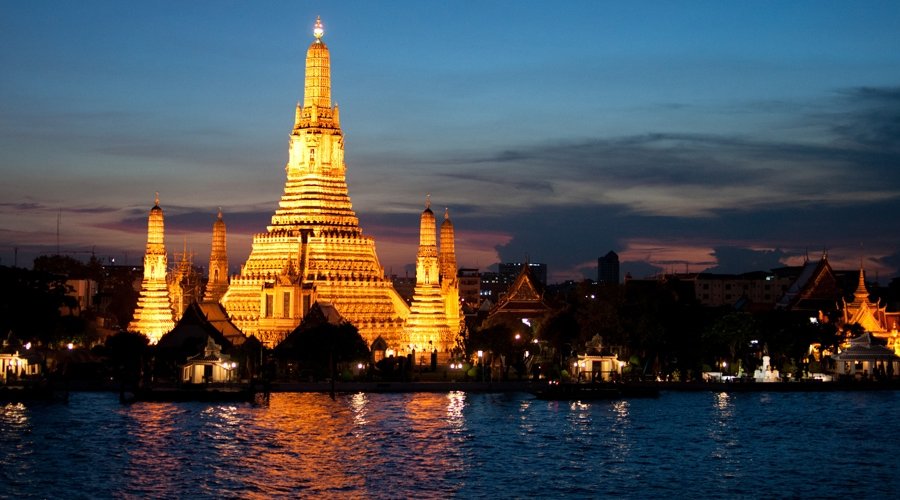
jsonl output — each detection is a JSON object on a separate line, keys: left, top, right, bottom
{"left": 2, "top": 1, "right": 900, "bottom": 283}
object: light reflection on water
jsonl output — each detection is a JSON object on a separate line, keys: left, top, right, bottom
{"left": 3, "top": 391, "right": 900, "bottom": 497}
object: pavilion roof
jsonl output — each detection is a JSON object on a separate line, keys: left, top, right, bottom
{"left": 832, "top": 332, "right": 898, "bottom": 361}
{"left": 157, "top": 302, "right": 233, "bottom": 352}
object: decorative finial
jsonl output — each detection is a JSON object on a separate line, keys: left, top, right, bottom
{"left": 313, "top": 16, "right": 324, "bottom": 40}
{"left": 444, "top": 207, "right": 450, "bottom": 220}
{"left": 217, "top": 207, "right": 223, "bottom": 219}
{"left": 425, "top": 193, "right": 431, "bottom": 209}
{"left": 154, "top": 192, "right": 160, "bottom": 206}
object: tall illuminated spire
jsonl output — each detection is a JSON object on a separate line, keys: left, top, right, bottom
{"left": 303, "top": 16, "right": 331, "bottom": 111}
{"left": 418, "top": 195, "right": 437, "bottom": 257}
{"left": 204, "top": 208, "right": 229, "bottom": 303}
{"left": 128, "top": 193, "right": 175, "bottom": 343}
{"left": 439, "top": 207, "right": 461, "bottom": 342}
{"left": 439, "top": 208, "right": 457, "bottom": 282}
{"left": 405, "top": 197, "right": 451, "bottom": 354}
{"left": 221, "top": 19, "right": 409, "bottom": 347}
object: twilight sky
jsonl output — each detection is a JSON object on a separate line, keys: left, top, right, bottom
{"left": 2, "top": 1, "right": 900, "bottom": 283}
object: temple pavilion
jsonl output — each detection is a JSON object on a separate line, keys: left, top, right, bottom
{"left": 832, "top": 332, "right": 899, "bottom": 380}
{"left": 486, "top": 262, "right": 553, "bottom": 329}
{"left": 221, "top": 18, "right": 409, "bottom": 348}
{"left": 840, "top": 266, "right": 900, "bottom": 355}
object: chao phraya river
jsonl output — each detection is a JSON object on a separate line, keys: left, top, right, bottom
{"left": 2, "top": 390, "right": 899, "bottom": 498}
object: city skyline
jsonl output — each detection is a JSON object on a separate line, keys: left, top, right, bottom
{"left": 2, "top": 2, "right": 900, "bottom": 283}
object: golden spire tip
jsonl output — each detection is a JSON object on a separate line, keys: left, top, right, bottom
{"left": 313, "top": 16, "right": 324, "bottom": 40}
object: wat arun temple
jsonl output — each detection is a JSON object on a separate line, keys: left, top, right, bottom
{"left": 220, "top": 17, "right": 415, "bottom": 348}
{"left": 130, "top": 18, "right": 461, "bottom": 354}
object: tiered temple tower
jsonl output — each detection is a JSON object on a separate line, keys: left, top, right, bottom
{"left": 403, "top": 198, "right": 452, "bottom": 356}
{"left": 203, "top": 209, "right": 229, "bottom": 303}
{"left": 128, "top": 193, "right": 175, "bottom": 343}
{"left": 439, "top": 207, "right": 462, "bottom": 340}
{"left": 403, "top": 199, "right": 463, "bottom": 360}
{"left": 221, "top": 18, "right": 409, "bottom": 347}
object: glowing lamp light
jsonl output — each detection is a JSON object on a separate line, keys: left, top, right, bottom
{"left": 514, "top": 333, "right": 521, "bottom": 340}
{"left": 67, "top": 343, "right": 74, "bottom": 350}
{"left": 477, "top": 350, "right": 483, "bottom": 359}
{"left": 24, "top": 342, "right": 31, "bottom": 350}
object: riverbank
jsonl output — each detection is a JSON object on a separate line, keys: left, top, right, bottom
{"left": 264, "top": 379, "right": 900, "bottom": 394}
{"left": 59, "top": 378, "right": 900, "bottom": 396}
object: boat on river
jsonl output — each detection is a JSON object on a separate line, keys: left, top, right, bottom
{"left": 532, "top": 382, "right": 660, "bottom": 401}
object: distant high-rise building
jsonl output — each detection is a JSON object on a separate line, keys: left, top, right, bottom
{"left": 128, "top": 193, "right": 175, "bottom": 343}
{"left": 598, "top": 251, "right": 620, "bottom": 285}
{"left": 220, "top": 18, "right": 409, "bottom": 347}
{"left": 458, "top": 268, "right": 482, "bottom": 305}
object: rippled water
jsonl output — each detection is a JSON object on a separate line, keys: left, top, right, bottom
{"left": 2, "top": 390, "right": 899, "bottom": 498}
